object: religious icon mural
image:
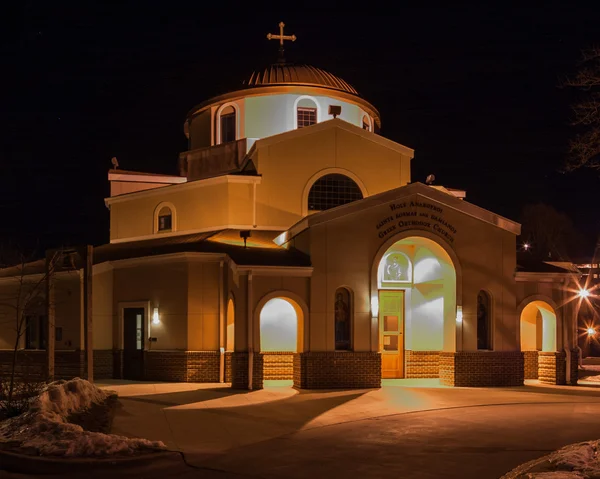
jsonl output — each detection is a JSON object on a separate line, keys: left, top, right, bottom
{"left": 335, "top": 288, "right": 351, "bottom": 350}
{"left": 383, "top": 253, "right": 410, "bottom": 282}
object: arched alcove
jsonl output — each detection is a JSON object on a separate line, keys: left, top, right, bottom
{"left": 520, "top": 300, "right": 557, "bottom": 352}
{"left": 226, "top": 297, "right": 235, "bottom": 352}
{"left": 375, "top": 235, "right": 457, "bottom": 378}
{"left": 334, "top": 287, "right": 352, "bottom": 351}
{"left": 477, "top": 290, "right": 493, "bottom": 350}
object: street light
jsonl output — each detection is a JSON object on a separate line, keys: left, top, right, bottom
{"left": 579, "top": 288, "right": 591, "bottom": 299}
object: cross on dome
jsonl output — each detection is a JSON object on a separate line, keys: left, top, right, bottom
{"left": 266, "top": 21, "right": 296, "bottom": 62}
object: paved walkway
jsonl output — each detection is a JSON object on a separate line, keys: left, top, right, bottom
{"left": 6, "top": 379, "right": 600, "bottom": 478}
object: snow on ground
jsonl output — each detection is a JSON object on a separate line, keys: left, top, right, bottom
{"left": 507, "top": 440, "right": 600, "bottom": 478}
{"left": 0, "top": 378, "right": 166, "bottom": 457}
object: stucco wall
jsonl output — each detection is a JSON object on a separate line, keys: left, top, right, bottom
{"left": 113, "top": 261, "right": 188, "bottom": 350}
{"left": 187, "top": 261, "right": 221, "bottom": 351}
{"left": 93, "top": 269, "right": 114, "bottom": 349}
{"left": 299, "top": 189, "right": 518, "bottom": 353}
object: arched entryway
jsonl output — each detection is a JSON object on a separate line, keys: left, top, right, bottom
{"left": 520, "top": 299, "right": 558, "bottom": 379}
{"left": 258, "top": 296, "right": 304, "bottom": 382}
{"left": 375, "top": 236, "right": 457, "bottom": 378}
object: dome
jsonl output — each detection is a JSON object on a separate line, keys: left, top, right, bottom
{"left": 244, "top": 64, "right": 359, "bottom": 96}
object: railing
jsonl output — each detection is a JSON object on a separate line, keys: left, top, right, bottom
{"left": 179, "top": 138, "right": 258, "bottom": 180}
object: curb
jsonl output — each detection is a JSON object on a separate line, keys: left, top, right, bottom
{"left": 0, "top": 449, "right": 182, "bottom": 475}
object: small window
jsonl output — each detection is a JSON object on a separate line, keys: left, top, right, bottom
{"left": 220, "top": 106, "right": 236, "bottom": 144}
{"left": 307, "top": 174, "right": 363, "bottom": 212}
{"left": 477, "top": 291, "right": 492, "bottom": 350}
{"left": 297, "top": 107, "right": 317, "bottom": 128}
{"left": 157, "top": 207, "right": 172, "bottom": 232}
{"left": 362, "top": 115, "right": 371, "bottom": 131}
{"left": 335, "top": 288, "right": 352, "bottom": 350}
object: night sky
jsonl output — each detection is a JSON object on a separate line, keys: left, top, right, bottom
{"left": 2, "top": 3, "right": 599, "bottom": 254}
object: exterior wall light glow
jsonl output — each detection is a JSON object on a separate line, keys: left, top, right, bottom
{"left": 523, "top": 242, "right": 530, "bottom": 251}
{"left": 588, "top": 327, "right": 596, "bottom": 337}
{"left": 456, "top": 306, "right": 463, "bottom": 323}
{"left": 579, "top": 289, "right": 591, "bottom": 299}
{"left": 371, "top": 296, "right": 379, "bottom": 318}
{"left": 152, "top": 307, "right": 160, "bottom": 325}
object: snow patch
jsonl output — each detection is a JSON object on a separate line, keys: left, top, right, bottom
{"left": 0, "top": 378, "right": 166, "bottom": 457}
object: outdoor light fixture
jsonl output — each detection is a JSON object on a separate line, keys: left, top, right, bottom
{"left": 152, "top": 307, "right": 160, "bottom": 325}
{"left": 588, "top": 327, "right": 596, "bottom": 337}
{"left": 578, "top": 288, "right": 591, "bottom": 299}
{"left": 371, "top": 296, "right": 379, "bottom": 318}
{"left": 456, "top": 306, "right": 463, "bottom": 323}
{"left": 523, "top": 242, "right": 530, "bottom": 251}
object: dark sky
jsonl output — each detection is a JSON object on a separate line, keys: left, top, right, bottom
{"left": 1, "top": 3, "right": 599, "bottom": 254}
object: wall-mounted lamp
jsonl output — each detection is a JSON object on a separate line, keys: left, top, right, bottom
{"left": 371, "top": 296, "right": 379, "bottom": 318}
{"left": 456, "top": 306, "right": 463, "bottom": 323}
{"left": 588, "top": 327, "right": 596, "bottom": 337}
{"left": 152, "top": 307, "right": 160, "bottom": 325}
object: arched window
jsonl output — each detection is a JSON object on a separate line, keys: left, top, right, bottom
{"left": 157, "top": 206, "right": 173, "bottom": 232}
{"left": 477, "top": 291, "right": 492, "bottom": 350}
{"left": 219, "top": 105, "right": 236, "bottom": 144}
{"left": 296, "top": 97, "right": 318, "bottom": 129}
{"left": 362, "top": 115, "right": 371, "bottom": 131}
{"left": 307, "top": 174, "right": 363, "bottom": 212}
{"left": 335, "top": 288, "right": 352, "bottom": 350}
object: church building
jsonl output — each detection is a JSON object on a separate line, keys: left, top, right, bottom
{"left": 0, "top": 24, "right": 584, "bottom": 388}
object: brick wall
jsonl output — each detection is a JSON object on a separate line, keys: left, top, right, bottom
{"left": 144, "top": 351, "right": 220, "bottom": 382}
{"left": 538, "top": 351, "right": 567, "bottom": 385}
{"left": 523, "top": 351, "right": 539, "bottom": 379}
{"left": 55, "top": 351, "right": 85, "bottom": 379}
{"left": 569, "top": 349, "right": 579, "bottom": 386}
{"left": 440, "top": 351, "right": 524, "bottom": 387}
{"left": 405, "top": 350, "right": 440, "bottom": 378}
{"left": 224, "top": 352, "right": 232, "bottom": 383}
{"left": 93, "top": 350, "right": 113, "bottom": 379}
{"left": 262, "top": 352, "right": 294, "bottom": 380}
{"left": 185, "top": 351, "right": 220, "bottom": 382}
{"left": 293, "top": 352, "right": 381, "bottom": 389}
{"left": 0, "top": 350, "right": 47, "bottom": 381}
{"left": 230, "top": 352, "right": 264, "bottom": 389}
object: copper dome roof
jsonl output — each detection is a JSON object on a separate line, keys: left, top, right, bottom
{"left": 244, "top": 64, "right": 359, "bottom": 95}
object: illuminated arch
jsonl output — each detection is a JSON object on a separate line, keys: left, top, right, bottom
{"left": 153, "top": 201, "right": 177, "bottom": 234}
{"left": 518, "top": 296, "right": 559, "bottom": 352}
{"left": 226, "top": 295, "right": 235, "bottom": 352}
{"left": 293, "top": 95, "right": 321, "bottom": 129}
{"left": 215, "top": 101, "right": 240, "bottom": 144}
{"left": 301, "top": 168, "right": 368, "bottom": 216}
{"left": 371, "top": 231, "right": 462, "bottom": 353}
{"left": 254, "top": 291, "right": 308, "bottom": 353}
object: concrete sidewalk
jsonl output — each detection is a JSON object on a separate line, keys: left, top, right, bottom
{"left": 99, "top": 379, "right": 600, "bottom": 464}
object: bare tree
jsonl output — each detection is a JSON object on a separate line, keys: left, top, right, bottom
{"left": 564, "top": 47, "right": 600, "bottom": 171}
{"left": 0, "top": 250, "right": 61, "bottom": 413}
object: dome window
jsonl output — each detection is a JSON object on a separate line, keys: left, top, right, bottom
{"left": 308, "top": 174, "right": 363, "bottom": 212}
{"left": 297, "top": 107, "right": 317, "bottom": 128}
{"left": 218, "top": 105, "right": 237, "bottom": 144}
{"left": 362, "top": 115, "right": 372, "bottom": 132}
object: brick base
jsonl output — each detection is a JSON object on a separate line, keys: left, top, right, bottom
{"left": 405, "top": 350, "right": 440, "bottom": 378}
{"left": 440, "top": 351, "right": 524, "bottom": 387}
{"left": 523, "top": 350, "right": 539, "bottom": 379}
{"left": 143, "top": 351, "right": 220, "bottom": 382}
{"left": 293, "top": 352, "right": 381, "bottom": 389}
{"left": 230, "top": 352, "right": 264, "bottom": 389}
{"left": 538, "top": 351, "right": 566, "bottom": 385}
{"left": 224, "top": 351, "right": 232, "bottom": 383}
{"left": 262, "top": 352, "right": 294, "bottom": 380}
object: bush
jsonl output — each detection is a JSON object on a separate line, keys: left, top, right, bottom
{"left": 0, "top": 376, "right": 46, "bottom": 419}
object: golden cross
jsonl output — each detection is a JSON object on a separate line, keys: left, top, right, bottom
{"left": 267, "top": 22, "right": 296, "bottom": 46}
